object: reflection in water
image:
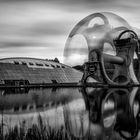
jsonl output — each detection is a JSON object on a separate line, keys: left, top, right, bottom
{"left": 0, "top": 87, "right": 140, "bottom": 139}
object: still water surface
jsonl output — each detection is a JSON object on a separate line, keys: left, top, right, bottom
{"left": 0, "top": 87, "right": 140, "bottom": 139}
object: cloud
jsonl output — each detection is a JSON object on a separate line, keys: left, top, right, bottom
{"left": 0, "top": 0, "right": 140, "bottom": 63}
{"left": 0, "top": 41, "right": 48, "bottom": 48}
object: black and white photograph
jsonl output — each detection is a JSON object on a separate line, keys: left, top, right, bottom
{"left": 0, "top": 0, "right": 140, "bottom": 140}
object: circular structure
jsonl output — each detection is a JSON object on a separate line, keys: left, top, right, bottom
{"left": 64, "top": 12, "right": 139, "bottom": 85}
{"left": 101, "top": 90, "right": 116, "bottom": 129}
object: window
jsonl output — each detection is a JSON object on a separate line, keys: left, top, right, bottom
{"left": 51, "top": 80, "right": 57, "bottom": 83}
{"left": 45, "top": 103, "right": 49, "bottom": 108}
{"left": 22, "top": 105, "right": 27, "bottom": 110}
{"left": 36, "top": 104, "right": 43, "bottom": 109}
{"left": 56, "top": 65, "right": 60, "bottom": 68}
{"left": 29, "top": 62, "right": 34, "bottom": 65}
{"left": 52, "top": 87, "right": 57, "bottom": 92}
{"left": 29, "top": 105, "right": 34, "bottom": 110}
{"left": 45, "top": 64, "right": 49, "bottom": 67}
{"left": 62, "top": 66, "right": 65, "bottom": 68}
{"left": 51, "top": 64, "right": 55, "bottom": 68}
{"left": 22, "top": 62, "right": 27, "bottom": 65}
{"left": 51, "top": 102, "right": 55, "bottom": 106}
{"left": 14, "top": 61, "right": 19, "bottom": 65}
{"left": 36, "top": 63, "right": 43, "bottom": 66}
{"left": 14, "top": 106, "right": 19, "bottom": 111}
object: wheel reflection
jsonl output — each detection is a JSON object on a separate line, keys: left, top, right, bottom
{"left": 81, "top": 87, "right": 139, "bottom": 139}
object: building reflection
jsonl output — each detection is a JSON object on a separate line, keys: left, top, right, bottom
{"left": 0, "top": 87, "right": 140, "bottom": 139}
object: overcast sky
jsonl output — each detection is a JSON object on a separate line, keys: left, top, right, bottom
{"left": 0, "top": 0, "right": 140, "bottom": 62}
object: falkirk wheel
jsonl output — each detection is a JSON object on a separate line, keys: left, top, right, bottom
{"left": 64, "top": 12, "right": 140, "bottom": 86}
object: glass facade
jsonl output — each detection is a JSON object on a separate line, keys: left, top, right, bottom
{"left": 0, "top": 62, "right": 82, "bottom": 85}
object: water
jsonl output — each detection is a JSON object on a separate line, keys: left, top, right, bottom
{"left": 0, "top": 87, "right": 140, "bottom": 140}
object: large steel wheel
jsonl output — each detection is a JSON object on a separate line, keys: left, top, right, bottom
{"left": 64, "top": 12, "right": 139, "bottom": 86}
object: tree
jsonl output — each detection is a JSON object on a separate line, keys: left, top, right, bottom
{"left": 54, "top": 57, "right": 60, "bottom": 63}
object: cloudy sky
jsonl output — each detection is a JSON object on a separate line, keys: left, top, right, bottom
{"left": 0, "top": 0, "right": 140, "bottom": 63}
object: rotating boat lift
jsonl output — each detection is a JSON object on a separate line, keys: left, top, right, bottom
{"left": 64, "top": 12, "right": 140, "bottom": 86}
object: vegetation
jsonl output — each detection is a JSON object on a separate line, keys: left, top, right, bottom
{"left": 45, "top": 58, "right": 60, "bottom": 63}
{"left": 1, "top": 125, "right": 73, "bottom": 140}
{"left": 0, "top": 113, "right": 139, "bottom": 140}
{"left": 0, "top": 114, "right": 79, "bottom": 140}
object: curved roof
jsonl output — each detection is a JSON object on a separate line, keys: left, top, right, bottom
{"left": 0, "top": 57, "right": 61, "bottom": 64}
{"left": 0, "top": 57, "right": 55, "bottom": 62}
{"left": 0, "top": 57, "right": 70, "bottom": 69}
